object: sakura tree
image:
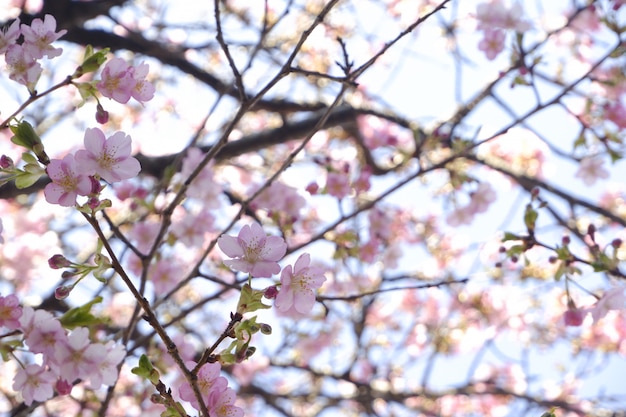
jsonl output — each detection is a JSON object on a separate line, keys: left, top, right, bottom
{"left": 0, "top": 1, "right": 625, "bottom": 416}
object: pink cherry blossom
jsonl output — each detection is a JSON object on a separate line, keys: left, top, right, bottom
{"left": 218, "top": 222, "right": 287, "bottom": 278}
{"left": 44, "top": 154, "right": 93, "bottom": 207}
{"left": 97, "top": 58, "right": 155, "bottom": 104}
{"left": 445, "top": 205, "right": 474, "bottom": 227}
{"left": 12, "top": 363, "right": 56, "bottom": 405}
{"left": 478, "top": 29, "right": 506, "bottom": 61}
{"left": 5, "top": 44, "right": 42, "bottom": 90}
{"left": 97, "top": 57, "right": 136, "bottom": 103}
{"left": 603, "top": 102, "right": 626, "bottom": 129}
{"left": 326, "top": 171, "right": 351, "bottom": 198}
{"left": 0, "top": 18, "right": 20, "bottom": 54}
{"left": 179, "top": 362, "right": 228, "bottom": 411}
{"left": 54, "top": 327, "right": 106, "bottom": 382}
{"left": 87, "top": 341, "right": 125, "bottom": 389}
{"left": 129, "top": 62, "right": 155, "bottom": 103}
{"left": 574, "top": 157, "right": 610, "bottom": 186}
{"left": 590, "top": 286, "right": 626, "bottom": 322}
{"left": 177, "top": 147, "right": 222, "bottom": 205}
{"left": 0, "top": 218, "right": 4, "bottom": 244}
{"left": 249, "top": 181, "right": 305, "bottom": 220}
{"left": 468, "top": 183, "right": 496, "bottom": 214}
{"left": 75, "top": 128, "right": 141, "bottom": 183}
{"left": 209, "top": 387, "right": 244, "bottom": 417}
{"left": 475, "top": 0, "right": 531, "bottom": 32}
{"left": 0, "top": 294, "right": 22, "bottom": 329}
{"left": 20, "top": 14, "right": 67, "bottom": 59}
{"left": 275, "top": 253, "right": 326, "bottom": 317}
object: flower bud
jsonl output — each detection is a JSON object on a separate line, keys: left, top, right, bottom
{"left": 55, "top": 285, "right": 72, "bottom": 300}
{"left": 0, "top": 155, "right": 14, "bottom": 169}
{"left": 264, "top": 285, "right": 278, "bottom": 299}
{"left": 564, "top": 309, "right": 585, "bottom": 327}
{"left": 55, "top": 379, "right": 73, "bottom": 396}
{"left": 260, "top": 323, "right": 272, "bottom": 335}
{"left": 95, "top": 103, "right": 109, "bottom": 124}
{"left": 48, "top": 254, "right": 72, "bottom": 269}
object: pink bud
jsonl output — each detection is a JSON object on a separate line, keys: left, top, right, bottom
{"left": 55, "top": 379, "right": 73, "bottom": 396}
{"left": 48, "top": 254, "right": 71, "bottom": 269}
{"left": 564, "top": 309, "right": 585, "bottom": 327}
{"left": 0, "top": 155, "right": 14, "bottom": 169}
{"left": 95, "top": 103, "right": 109, "bottom": 124}
{"left": 306, "top": 182, "right": 319, "bottom": 195}
{"left": 264, "top": 286, "right": 278, "bottom": 299}
{"left": 55, "top": 285, "right": 72, "bottom": 300}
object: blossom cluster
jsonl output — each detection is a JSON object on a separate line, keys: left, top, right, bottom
{"left": 0, "top": 296, "right": 125, "bottom": 405}
{"left": 474, "top": 0, "right": 531, "bottom": 61}
{"left": 217, "top": 222, "right": 326, "bottom": 317}
{"left": 0, "top": 15, "right": 67, "bottom": 91}
{"left": 44, "top": 127, "right": 141, "bottom": 206}
{"left": 446, "top": 183, "right": 497, "bottom": 227}
{"left": 179, "top": 362, "right": 243, "bottom": 416}
{"left": 97, "top": 57, "right": 155, "bottom": 104}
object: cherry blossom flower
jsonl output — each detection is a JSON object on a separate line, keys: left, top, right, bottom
{"left": 575, "top": 157, "right": 610, "bottom": 186}
{"left": 0, "top": 294, "right": 22, "bottom": 329}
{"left": 475, "top": 0, "right": 531, "bottom": 32}
{"left": 5, "top": 44, "right": 42, "bottom": 90}
{"left": 44, "top": 154, "right": 93, "bottom": 207}
{"left": 175, "top": 147, "right": 223, "bottom": 205}
{"left": 0, "top": 218, "right": 4, "bottom": 244}
{"left": 97, "top": 58, "right": 155, "bottom": 104}
{"left": 0, "top": 18, "right": 20, "bottom": 54}
{"left": 326, "top": 171, "right": 351, "bottom": 198}
{"left": 478, "top": 29, "right": 506, "bottom": 61}
{"left": 249, "top": 181, "right": 305, "bottom": 220}
{"left": 179, "top": 362, "right": 228, "bottom": 411}
{"left": 468, "top": 183, "right": 496, "bottom": 214}
{"left": 12, "top": 363, "right": 56, "bottom": 405}
{"left": 275, "top": 253, "right": 326, "bottom": 317}
{"left": 590, "top": 286, "right": 626, "bottom": 322}
{"left": 129, "top": 62, "right": 155, "bottom": 103}
{"left": 87, "top": 341, "right": 125, "bottom": 389}
{"left": 209, "top": 387, "right": 244, "bottom": 417}
{"left": 54, "top": 327, "right": 106, "bottom": 382}
{"left": 218, "top": 222, "right": 287, "bottom": 278}
{"left": 97, "top": 57, "right": 136, "bottom": 103}
{"left": 445, "top": 205, "right": 474, "bottom": 227}
{"left": 20, "top": 14, "right": 67, "bottom": 59}
{"left": 75, "top": 128, "right": 141, "bottom": 183}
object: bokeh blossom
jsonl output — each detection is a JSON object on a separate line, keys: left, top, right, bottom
{"left": 575, "top": 157, "right": 610, "bottom": 186}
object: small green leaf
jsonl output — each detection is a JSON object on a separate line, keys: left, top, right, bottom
{"left": 236, "top": 284, "right": 271, "bottom": 315}
{"left": 14, "top": 171, "right": 42, "bottom": 189}
{"left": 131, "top": 354, "right": 161, "bottom": 385}
{"left": 502, "top": 232, "right": 520, "bottom": 242}
{"left": 59, "top": 296, "right": 103, "bottom": 329}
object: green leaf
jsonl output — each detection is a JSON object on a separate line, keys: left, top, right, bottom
{"left": 131, "top": 354, "right": 161, "bottom": 385}
{"left": 59, "top": 296, "right": 103, "bottom": 329}
{"left": 502, "top": 232, "right": 520, "bottom": 242}
{"left": 236, "top": 284, "right": 271, "bottom": 315}
{"left": 14, "top": 171, "right": 42, "bottom": 189}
